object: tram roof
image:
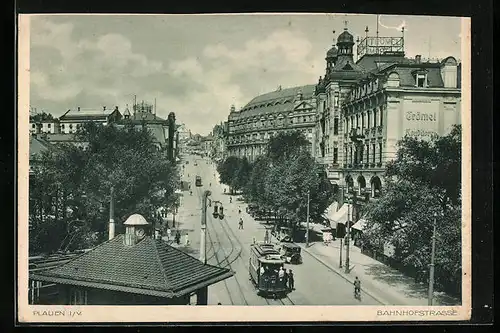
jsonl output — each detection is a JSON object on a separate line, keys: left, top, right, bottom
{"left": 259, "top": 254, "right": 286, "bottom": 264}
{"left": 251, "top": 243, "right": 280, "bottom": 256}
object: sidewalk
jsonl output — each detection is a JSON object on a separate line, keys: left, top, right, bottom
{"left": 296, "top": 237, "right": 460, "bottom": 306}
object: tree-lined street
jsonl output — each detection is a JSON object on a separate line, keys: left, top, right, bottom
{"left": 173, "top": 155, "right": 381, "bottom": 305}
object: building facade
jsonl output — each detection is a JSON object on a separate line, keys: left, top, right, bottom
{"left": 210, "top": 122, "right": 227, "bottom": 162}
{"left": 226, "top": 85, "right": 317, "bottom": 162}
{"left": 58, "top": 106, "right": 123, "bottom": 134}
{"left": 314, "top": 26, "right": 462, "bottom": 205}
{"left": 30, "top": 119, "right": 61, "bottom": 134}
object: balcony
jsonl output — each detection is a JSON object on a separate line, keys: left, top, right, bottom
{"left": 349, "top": 128, "right": 365, "bottom": 142}
{"left": 377, "top": 126, "right": 383, "bottom": 135}
{"left": 364, "top": 128, "right": 370, "bottom": 137}
{"left": 371, "top": 127, "right": 376, "bottom": 135}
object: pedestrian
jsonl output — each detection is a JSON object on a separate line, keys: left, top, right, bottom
{"left": 288, "top": 269, "right": 294, "bottom": 290}
{"left": 238, "top": 218, "right": 244, "bottom": 230}
{"left": 278, "top": 266, "right": 285, "bottom": 281}
{"left": 224, "top": 188, "right": 226, "bottom": 194}
{"left": 238, "top": 208, "right": 241, "bottom": 214}
{"left": 166, "top": 227, "right": 172, "bottom": 241}
{"left": 175, "top": 230, "right": 181, "bottom": 245}
{"left": 284, "top": 268, "right": 289, "bottom": 289}
{"left": 185, "top": 233, "right": 190, "bottom": 246}
{"left": 354, "top": 276, "right": 361, "bottom": 297}
{"left": 229, "top": 197, "right": 232, "bottom": 203}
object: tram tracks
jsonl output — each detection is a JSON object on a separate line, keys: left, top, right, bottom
{"left": 220, "top": 214, "right": 296, "bottom": 306}
{"left": 206, "top": 213, "right": 248, "bottom": 305}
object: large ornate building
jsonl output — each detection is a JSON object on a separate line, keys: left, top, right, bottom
{"left": 226, "top": 85, "right": 317, "bottom": 162}
{"left": 314, "top": 25, "right": 462, "bottom": 207}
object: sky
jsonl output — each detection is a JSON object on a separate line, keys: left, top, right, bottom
{"left": 28, "top": 14, "right": 463, "bottom": 136}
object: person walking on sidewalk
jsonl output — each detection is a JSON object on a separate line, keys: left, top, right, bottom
{"left": 238, "top": 217, "right": 244, "bottom": 230}
{"left": 354, "top": 276, "right": 361, "bottom": 298}
{"left": 175, "top": 230, "right": 181, "bottom": 245}
{"left": 166, "top": 227, "right": 172, "bottom": 241}
{"left": 287, "top": 269, "right": 294, "bottom": 291}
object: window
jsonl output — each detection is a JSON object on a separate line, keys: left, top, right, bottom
{"left": 361, "top": 113, "right": 365, "bottom": 129}
{"left": 372, "top": 144, "right": 376, "bottom": 163}
{"left": 379, "top": 107, "right": 384, "bottom": 126}
{"left": 416, "top": 74, "right": 427, "bottom": 87}
{"left": 373, "top": 110, "right": 377, "bottom": 127}
{"left": 333, "top": 148, "right": 338, "bottom": 163}
{"left": 379, "top": 142, "right": 383, "bottom": 163}
{"left": 366, "top": 144, "right": 370, "bottom": 163}
{"left": 48, "top": 123, "right": 51, "bottom": 128}
{"left": 333, "top": 118, "right": 339, "bottom": 135}
{"left": 349, "top": 147, "right": 353, "bottom": 164}
{"left": 69, "top": 124, "right": 73, "bottom": 129}
{"left": 323, "top": 101, "right": 326, "bottom": 110}
{"left": 32, "top": 124, "right": 35, "bottom": 128}
{"left": 367, "top": 112, "right": 371, "bottom": 129}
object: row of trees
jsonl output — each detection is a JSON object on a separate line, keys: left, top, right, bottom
{"left": 362, "top": 125, "right": 462, "bottom": 295}
{"left": 29, "top": 122, "right": 178, "bottom": 255}
{"left": 217, "top": 132, "right": 335, "bottom": 234}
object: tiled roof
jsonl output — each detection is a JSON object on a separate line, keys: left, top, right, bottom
{"left": 31, "top": 235, "right": 234, "bottom": 298}
{"left": 237, "top": 85, "right": 316, "bottom": 118}
{"left": 245, "top": 85, "right": 315, "bottom": 107}
{"left": 44, "top": 133, "right": 80, "bottom": 142}
{"left": 356, "top": 54, "right": 409, "bottom": 72}
{"left": 29, "top": 136, "right": 51, "bottom": 157}
{"left": 378, "top": 64, "right": 445, "bottom": 87}
{"left": 60, "top": 108, "right": 118, "bottom": 121}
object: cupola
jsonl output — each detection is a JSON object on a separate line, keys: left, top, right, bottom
{"left": 230, "top": 104, "right": 236, "bottom": 113}
{"left": 336, "top": 22, "right": 354, "bottom": 56}
{"left": 124, "top": 104, "right": 131, "bottom": 119}
{"left": 123, "top": 214, "right": 149, "bottom": 246}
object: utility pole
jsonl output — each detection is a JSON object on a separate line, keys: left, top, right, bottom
{"left": 108, "top": 186, "right": 115, "bottom": 240}
{"left": 339, "top": 237, "right": 343, "bottom": 269}
{"left": 200, "top": 190, "right": 211, "bottom": 264}
{"left": 428, "top": 213, "right": 437, "bottom": 305}
{"left": 306, "top": 190, "right": 310, "bottom": 247}
{"left": 345, "top": 195, "right": 352, "bottom": 273}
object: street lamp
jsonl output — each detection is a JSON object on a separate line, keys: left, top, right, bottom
{"left": 428, "top": 211, "right": 438, "bottom": 305}
{"left": 305, "top": 190, "right": 311, "bottom": 247}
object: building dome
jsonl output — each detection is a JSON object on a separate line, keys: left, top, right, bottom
{"left": 124, "top": 214, "right": 149, "bottom": 226}
{"left": 337, "top": 30, "right": 354, "bottom": 45}
{"left": 326, "top": 46, "right": 338, "bottom": 59}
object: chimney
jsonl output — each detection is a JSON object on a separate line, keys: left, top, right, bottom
{"left": 108, "top": 186, "right": 115, "bottom": 240}
{"left": 230, "top": 105, "right": 236, "bottom": 113}
{"left": 103, "top": 106, "right": 106, "bottom": 111}
{"left": 114, "top": 106, "right": 119, "bottom": 111}
{"left": 415, "top": 55, "right": 421, "bottom": 64}
{"left": 77, "top": 106, "right": 80, "bottom": 111}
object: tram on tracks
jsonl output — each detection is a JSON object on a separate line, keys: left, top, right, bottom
{"left": 249, "top": 243, "right": 288, "bottom": 299}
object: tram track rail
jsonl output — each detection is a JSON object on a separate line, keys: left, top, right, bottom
{"left": 206, "top": 212, "right": 248, "bottom": 305}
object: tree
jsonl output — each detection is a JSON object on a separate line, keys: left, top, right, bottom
{"left": 216, "top": 156, "right": 240, "bottom": 192}
{"left": 266, "top": 131, "right": 310, "bottom": 162}
{"left": 362, "top": 125, "right": 462, "bottom": 295}
{"left": 231, "top": 157, "right": 252, "bottom": 192}
{"left": 30, "top": 111, "right": 54, "bottom": 122}
{"left": 29, "top": 122, "right": 178, "bottom": 255}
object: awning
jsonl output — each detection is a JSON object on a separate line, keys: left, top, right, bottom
{"left": 328, "top": 203, "right": 353, "bottom": 228}
{"left": 352, "top": 218, "right": 367, "bottom": 231}
{"left": 321, "top": 201, "right": 339, "bottom": 221}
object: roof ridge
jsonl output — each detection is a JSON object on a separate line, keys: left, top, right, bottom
{"left": 151, "top": 238, "right": 173, "bottom": 290}
{"left": 31, "top": 236, "right": 122, "bottom": 274}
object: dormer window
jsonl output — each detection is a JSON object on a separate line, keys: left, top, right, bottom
{"left": 416, "top": 73, "right": 427, "bottom": 87}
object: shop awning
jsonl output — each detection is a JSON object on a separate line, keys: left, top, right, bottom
{"left": 321, "top": 201, "right": 339, "bottom": 221}
{"left": 328, "top": 203, "right": 353, "bottom": 228}
{"left": 352, "top": 218, "right": 368, "bottom": 231}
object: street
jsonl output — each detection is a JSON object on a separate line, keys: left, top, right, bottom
{"left": 176, "top": 154, "right": 382, "bottom": 306}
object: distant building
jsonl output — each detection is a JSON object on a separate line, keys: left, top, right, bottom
{"left": 29, "top": 135, "right": 52, "bottom": 175}
{"left": 30, "top": 119, "right": 61, "bottom": 135}
{"left": 58, "top": 106, "right": 123, "bottom": 134}
{"left": 115, "top": 104, "right": 169, "bottom": 151}
{"left": 226, "top": 85, "right": 316, "bottom": 162}
{"left": 29, "top": 214, "right": 234, "bottom": 305}
{"left": 43, "top": 133, "right": 89, "bottom": 150}
{"left": 176, "top": 123, "right": 191, "bottom": 142}
{"left": 211, "top": 122, "right": 227, "bottom": 162}
{"left": 201, "top": 134, "right": 214, "bottom": 156}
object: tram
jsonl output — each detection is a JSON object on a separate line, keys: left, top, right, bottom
{"left": 195, "top": 175, "right": 202, "bottom": 187}
{"left": 249, "top": 243, "right": 288, "bottom": 298}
